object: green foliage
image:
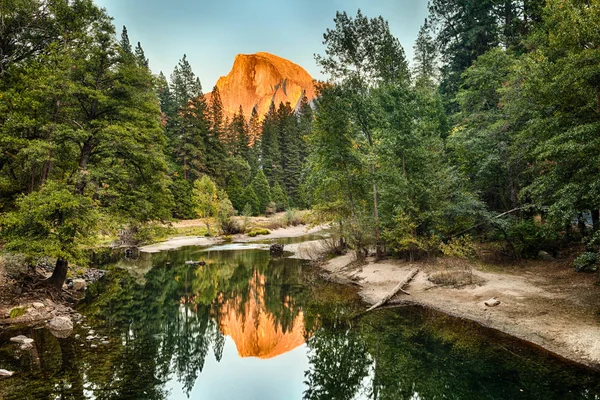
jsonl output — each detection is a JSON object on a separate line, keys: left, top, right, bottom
{"left": 241, "top": 186, "right": 260, "bottom": 217}
{"left": 508, "top": 220, "right": 560, "bottom": 259}
{"left": 271, "top": 182, "right": 287, "bottom": 212}
{"left": 573, "top": 252, "right": 599, "bottom": 273}
{"left": 246, "top": 228, "right": 270, "bottom": 237}
{"left": 251, "top": 170, "right": 271, "bottom": 215}
{"left": 192, "top": 175, "right": 218, "bottom": 219}
{"left": 1, "top": 182, "right": 99, "bottom": 265}
{"left": 169, "top": 178, "right": 196, "bottom": 219}
{"left": 440, "top": 236, "right": 477, "bottom": 259}
{"left": 9, "top": 307, "right": 26, "bottom": 318}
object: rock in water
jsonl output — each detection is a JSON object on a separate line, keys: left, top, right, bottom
{"left": 47, "top": 316, "right": 73, "bottom": 338}
{"left": 484, "top": 298, "right": 501, "bottom": 307}
{"left": 72, "top": 278, "right": 87, "bottom": 291}
{"left": 0, "top": 369, "right": 14, "bottom": 378}
{"left": 269, "top": 243, "right": 285, "bottom": 257}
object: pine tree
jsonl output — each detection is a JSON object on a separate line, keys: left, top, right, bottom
{"left": 241, "top": 186, "right": 260, "bottom": 216}
{"left": 231, "top": 105, "right": 250, "bottom": 159}
{"left": 168, "top": 55, "right": 208, "bottom": 181}
{"left": 226, "top": 174, "right": 245, "bottom": 212}
{"left": 120, "top": 25, "right": 132, "bottom": 54}
{"left": 0, "top": 5, "right": 173, "bottom": 288}
{"left": 260, "top": 102, "right": 282, "bottom": 186}
{"left": 277, "top": 102, "right": 302, "bottom": 204}
{"left": 412, "top": 21, "right": 438, "bottom": 88}
{"left": 135, "top": 41, "right": 149, "bottom": 68}
{"left": 209, "top": 85, "right": 224, "bottom": 139}
{"left": 247, "top": 107, "right": 262, "bottom": 173}
{"left": 251, "top": 169, "right": 271, "bottom": 214}
{"left": 271, "top": 182, "right": 288, "bottom": 211}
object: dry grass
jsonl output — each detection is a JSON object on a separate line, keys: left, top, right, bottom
{"left": 427, "top": 257, "right": 481, "bottom": 287}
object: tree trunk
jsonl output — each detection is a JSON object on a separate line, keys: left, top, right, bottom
{"left": 46, "top": 258, "right": 68, "bottom": 289}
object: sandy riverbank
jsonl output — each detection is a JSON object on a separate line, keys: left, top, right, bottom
{"left": 318, "top": 251, "right": 600, "bottom": 370}
{"left": 139, "top": 224, "right": 326, "bottom": 253}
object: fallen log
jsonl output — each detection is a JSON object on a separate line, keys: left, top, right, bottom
{"left": 366, "top": 268, "right": 419, "bottom": 312}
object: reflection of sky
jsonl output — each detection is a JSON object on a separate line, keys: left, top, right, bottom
{"left": 166, "top": 337, "right": 310, "bottom": 400}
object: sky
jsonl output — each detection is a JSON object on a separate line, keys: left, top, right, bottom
{"left": 93, "top": 0, "right": 429, "bottom": 89}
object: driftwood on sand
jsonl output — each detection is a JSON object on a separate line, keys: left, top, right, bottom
{"left": 366, "top": 268, "right": 419, "bottom": 312}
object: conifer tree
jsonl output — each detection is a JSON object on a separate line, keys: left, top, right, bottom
{"left": 241, "top": 186, "right": 260, "bottom": 216}
{"left": 271, "top": 182, "right": 288, "bottom": 211}
{"left": 251, "top": 169, "right": 271, "bottom": 214}
{"left": 260, "top": 102, "right": 282, "bottom": 186}
{"left": 134, "top": 41, "right": 149, "bottom": 68}
{"left": 120, "top": 25, "right": 132, "bottom": 54}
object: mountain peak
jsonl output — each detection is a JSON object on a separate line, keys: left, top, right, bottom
{"left": 208, "top": 52, "right": 316, "bottom": 120}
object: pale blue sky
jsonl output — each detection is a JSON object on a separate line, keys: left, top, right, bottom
{"left": 93, "top": 0, "right": 429, "bottom": 89}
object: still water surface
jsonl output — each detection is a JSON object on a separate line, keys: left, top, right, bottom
{"left": 1, "top": 243, "right": 599, "bottom": 399}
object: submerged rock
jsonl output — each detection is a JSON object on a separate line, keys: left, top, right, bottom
{"left": 269, "top": 243, "right": 284, "bottom": 257}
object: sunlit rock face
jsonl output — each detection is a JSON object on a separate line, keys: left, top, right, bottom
{"left": 207, "top": 52, "right": 316, "bottom": 122}
{"left": 219, "top": 272, "right": 306, "bottom": 359}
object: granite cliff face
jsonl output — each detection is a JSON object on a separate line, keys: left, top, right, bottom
{"left": 207, "top": 52, "right": 316, "bottom": 120}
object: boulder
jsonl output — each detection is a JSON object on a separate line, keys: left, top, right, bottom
{"left": 20, "top": 343, "right": 33, "bottom": 351}
{"left": 538, "top": 250, "right": 554, "bottom": 261}
{"left": 484, "top": 298, "right": 501, "bottom": 307}
{"left": 72, "top": 278, "right": 87, "bottom": 291}
{"left": 10, "top": 335, "right": 33, "bottom": 345}
{"left": 0, "top": 369, "right": 14, "bottom": 378}
{"left": 32, "top": 302, "right": 45, "bottom": 309}
{"left": 47, "top": 316, "right": 73, "bottom": 338}
{"left": 269, "top": 243, "right": 285, "bottom": 257}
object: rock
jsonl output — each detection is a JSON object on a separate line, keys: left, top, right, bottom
{"left": 538, "top": 250, "right": 554, "bottom": 261}
{"left": 484, "top": 298, "right": 501, "bottom": 307}
{"left": 90, "top": 344, "right": 97, "bottom": 348}
{"left": 269, "top": 243, "right": 285, "bottom": 257}
{"left": 205, "top": 53, "right": 316, "bottom": 129}
{"left": 0, "top": 369, "right": 14, "bottom": 378}
{"left": 32, "top": 302, "right": 45, "bottom": 309}
{"left": 47, "top": 316, "right": 73, "bottom": 338}
{"left": 20, "top": 343, "right": 33, "bottom": 351}
{"left": 101, "top": 340, "right": 109, "bottom": 345}
{"left": 86, "top": 335, "right": 95, "bottom": 341}
{"left": 10, "top": 335, "right": 33, "bottom": 345}
{"left": 72, "top": 278, "right": 87, "bottom": 291}
{"left": 88, "top": 330, "right": 95, "bottom": 335}
{"left": 185, "top": 260, "right": 206, "bottom": 266}
{"left": 75, "top": 334, "right": 81, "bottom": 339}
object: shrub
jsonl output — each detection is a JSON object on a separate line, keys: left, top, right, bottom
{"left": 573, "top": 252, "right": 599, "bottom": 273}
{"left": 1, "top": 253, "right": 27, "bottom": 277}
{"left": 508, "top": 220, "right": 560, "bottom": 259}
{"left": 247, "top": 228, "right": 270, "bottom": 237}
{"left": 440, "top": 236, "right": 477, "bottom": 259}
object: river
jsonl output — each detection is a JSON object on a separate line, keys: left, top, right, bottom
{"left": 1, "top": 239, "right": 599, "bottom": 399}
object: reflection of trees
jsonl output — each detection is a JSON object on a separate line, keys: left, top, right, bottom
{"left": 304, "top": 328, "right": 371, "bottom": 400}
{"left": 0, "top": 247, "right": 313, "bottom": 399}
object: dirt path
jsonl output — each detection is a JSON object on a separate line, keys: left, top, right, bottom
{"left": 321, "top": 254, "right": 600, "bottom": 370}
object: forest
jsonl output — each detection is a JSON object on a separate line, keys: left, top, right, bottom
{"left": 1, "top": 0, "right": 600, "bottom": 288}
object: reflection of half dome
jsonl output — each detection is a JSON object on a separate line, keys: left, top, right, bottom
{"left": 219, "top": 273, "right": 306, "bottom": 359}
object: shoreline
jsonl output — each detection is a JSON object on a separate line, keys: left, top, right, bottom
{"left": 316, "top": 251, "right": 600, "bottom": 371}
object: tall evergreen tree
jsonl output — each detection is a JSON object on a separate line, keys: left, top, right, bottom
{"left": 260, "top": 102, "right": 282, "bottom": 186}
{"left": 134, "top": 41, "right": 149, "bottom": 68}
{"left": 251, "top": 169, "right": 271, "bottom": 215}
{"left": 120, "top": 25, "right": 132, "bottom": 54}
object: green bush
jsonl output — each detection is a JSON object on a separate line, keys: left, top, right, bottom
{"left": 508, "top": 220, "right": 560, "bottom": 259}
{"left": 573, "top": 252, "right": 599, "bottom": 272}
{"left": 247, "top": 228, "right": 270, "bottom": 237}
